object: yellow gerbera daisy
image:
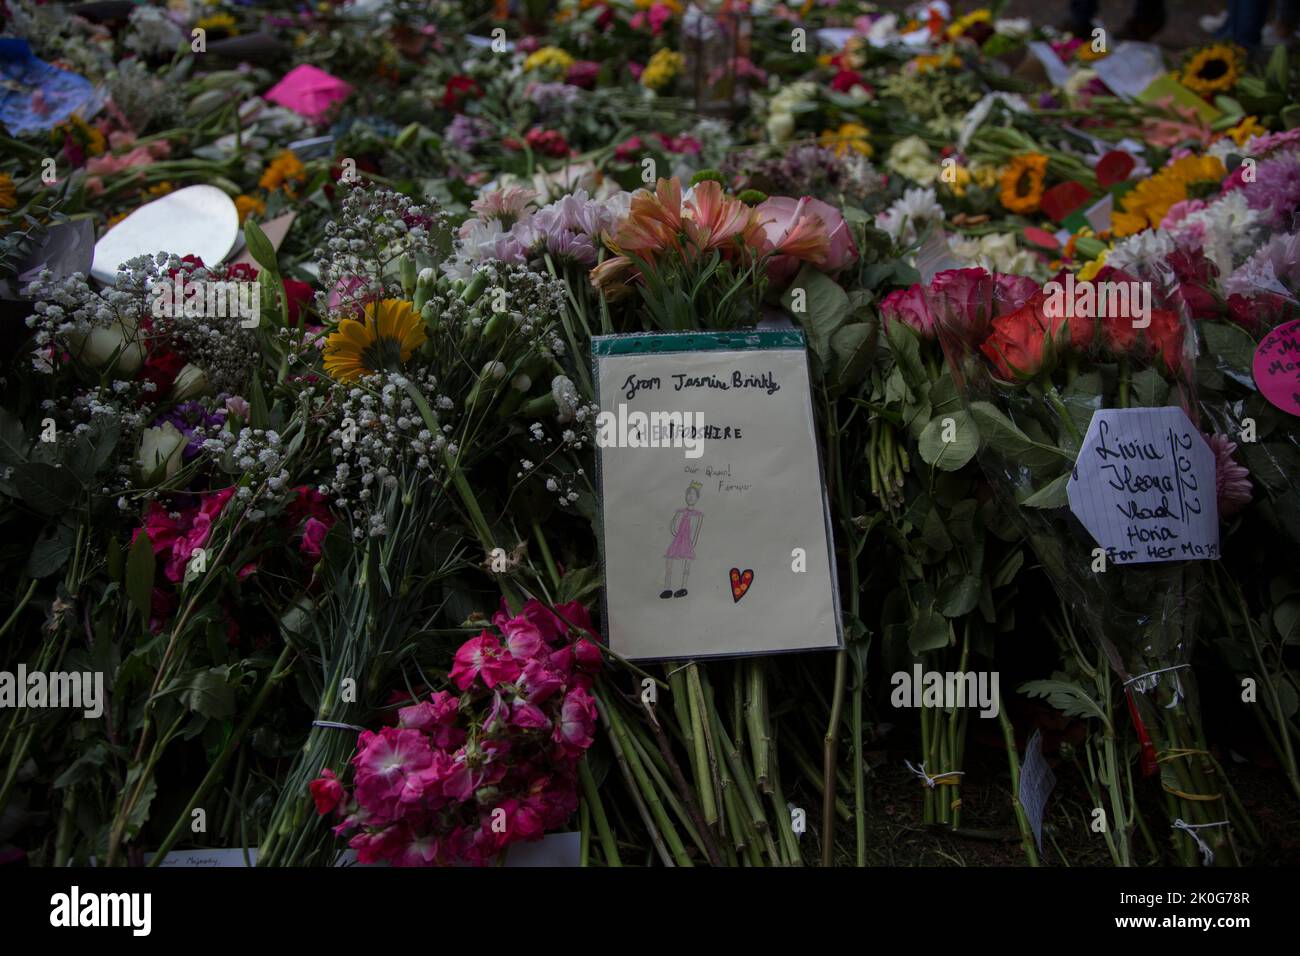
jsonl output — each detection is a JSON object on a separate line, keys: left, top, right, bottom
{"left": 323, "top": 299, "right": 427, "bottom": 382}
{"left": 818, "top": 122, "right": 873, "bottom": 157}
{"left": 1226, "top": 115, "right": 1265, "bottom": 148}
{"left": 1112, "top": 154, "right": 1226, "bottom": 237}
{"left": 641, "top": 48, "right": 683, "bottom": 90}
{"left": 998, "top": 153, "right": 1049, "bottom": 214}
{"left": 1179, "top": 44, "right": 1243, "bottom": 97}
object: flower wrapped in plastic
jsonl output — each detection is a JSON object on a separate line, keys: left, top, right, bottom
{"left": 926, "top": 264, "right": 1248, "bottom": 865}
{"left": 310, "top": 598, "right": 602, "bottom": 866}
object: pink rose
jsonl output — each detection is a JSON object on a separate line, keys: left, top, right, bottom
{"left": 880, "top": 285, "right": 935, "bottom": 339}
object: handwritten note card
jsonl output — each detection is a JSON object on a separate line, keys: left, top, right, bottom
{"left": 1067, "top": 407, "right": 1219, "bottom": 565}
{"left": 593, "top": 331, "right": 842, "bottom": 661}
{"left": 1253, "top": 318, "right": 1300, "bottom": 417}
{"left": 1018, "top": 730, "right": 1056, "bottom": 854}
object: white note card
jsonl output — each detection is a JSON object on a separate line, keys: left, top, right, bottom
{"left": 1018, "top": 729, "right": 1056, "bottom": 854}
{"left": 1067, "top": 406, "right": 1219, "bottom": 565}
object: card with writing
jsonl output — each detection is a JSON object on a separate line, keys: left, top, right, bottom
{"left": 592, "top": 330, "right": 842, "bottom": 661}
{"left": 1067, "top": 406, "right": 1219, "bottom": 565}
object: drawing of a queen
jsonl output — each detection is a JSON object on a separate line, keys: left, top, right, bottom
{"left": 661, "top": 481, "right": 703, "bottom": 599}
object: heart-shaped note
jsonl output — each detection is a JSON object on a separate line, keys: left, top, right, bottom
{"left": 729, "top": 567, "right": 754, "bottom": 603}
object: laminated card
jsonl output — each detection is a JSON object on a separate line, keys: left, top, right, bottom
{"left": 593, "top": 330, "right": 842, "bottom": 661}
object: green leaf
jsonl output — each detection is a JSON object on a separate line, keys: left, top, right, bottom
{"left": 969, "top": 401, "right": 1073, "bottom": 469}
{"left": 27, "top": 523, "right": 74, "bottom": 578}
{"left": 243, "top": 219, "right": 279, "bottom": 274}
{"left": 991, "top": 548, "right": 1024, "bottom": 589}
{"left": 0, "top": 408, "right": 26, "bottom": 466}
{"left": 1275, "top": 598, "right": 1300, "bottom": 645}
{"left": 918, "top": 409, "right": 978, "bottom": 472}
{"left": 1019, "top": 473, "right": 1070, "bottom": 509}
{"left": 830, "top": 320, "right": 877, "bottom": 388}
{"left": 1018, "top": 679, "right": 1108, "bottom": 724}
{"left": 937, "top": 574, "right": 981, "bottom": 617}
{"left": 54, "top": 743, "right": 110, "bottom": 788}
{"left": 1201, "top": 321, "right": 1257, "bottom": 386}
{"left": 1266, "top": 43, "right": 1289, "bottom": 91}
{"left": 781, "top": 265, "right": 850, "bottom": 364}
{"left": 126, "top": 530, "right": 156, "bottom": 629}
{"left": 909, "top": 607, "right": 952, "bottom": 654}
{"left": 66, "top": 418, "right": 121, "bottom": 484}
{"left": 1128, "top": 366, "right": 1168, "bottom": 407}
{"left": 12, "top": 462, "right": 81, "bottom": 515}
{"left": 178, "top": 666, "right": 237, "bottom": 719}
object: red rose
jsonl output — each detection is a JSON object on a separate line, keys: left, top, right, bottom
{"left": 981, "top": 294, "right": 1052, "bottom": 379}
{"left": 1144, "top": 307, "right": 1186, "bottom": 374}
{"left": 830, "top": 69, "right": 867, "bottom": 94}
{"left": 441, "top": 74, "right": 481, "bottom": 112}
{"left": 282, "top": 278, "right": 314, "bottom": 325}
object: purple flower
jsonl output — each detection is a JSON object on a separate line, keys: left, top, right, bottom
{"left": 444, "top": 114, "right": 491, "bottom": 153}
{"left": 157, "top": 401, "right": 226, "bottom": 459}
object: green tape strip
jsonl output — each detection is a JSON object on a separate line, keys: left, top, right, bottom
{"left": 591, "top": 328, "right": 806, "bottom": 356}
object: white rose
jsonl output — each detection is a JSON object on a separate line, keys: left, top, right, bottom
{"left": 766, "top": 110, "right": 795, "bottom": 143}
{"left": 171, "top": 363, "right": 210, "bottom": 401}
{"left": 136, "top": 422, "right": 187, "bottom": 486}
{"left": 68, "top": 319, "right": 146, "bottom": 376}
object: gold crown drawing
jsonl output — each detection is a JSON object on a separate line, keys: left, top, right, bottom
{"left": 687, "top": 481, "right": 703, "bottom": 491}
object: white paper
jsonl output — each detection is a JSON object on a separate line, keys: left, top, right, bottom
{"left": 815, "top": 28, "right": 856, "bottom": 51}
{"left": 144, "top": 848, "right": 258, "bottom": 867}
{"left": 594, "top": 334, "right": 841, "bottom": 660}
{"left": 1018, "top": 729, "right": 1056, "bottom": 853}
{"left": 1027, "top": 41, "right": 1071, "bottom": 89}
{"left": 1067, "top": 407, "right": 1219, "bottom": 565}
{"left": 1083, "top": 193, "right": 1113, "bottom": 234}
{"left": 1092, "top": 42, "right": 1166, "bottom": 100}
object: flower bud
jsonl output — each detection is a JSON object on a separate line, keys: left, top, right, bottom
{"left": 135, "top": 422, "right": 187, "bottom": 486}
{"left": 171, "top": 363, "right": 210, "bottom": 401}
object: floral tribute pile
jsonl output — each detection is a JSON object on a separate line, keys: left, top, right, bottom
{"left": 1, "top": 0, "right": 1298, "bottom": 870}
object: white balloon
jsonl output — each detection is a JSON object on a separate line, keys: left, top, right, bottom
{"left": 91, "top": 185, "right": 240, "bottom": 285}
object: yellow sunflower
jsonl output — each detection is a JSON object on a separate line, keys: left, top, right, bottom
{"left": 998, "top": 153, "right": 1049, "bottom": 214}
{"left": 946, "top": 9, "right": 991, "bottom": 40}
{"left": 323, "top": 299, "right": 427, "bottom": 382}
{"left": 819, "top": 122, "right": 873, "bottom": 157}
{"left": 1179, "top": 44, "right": 1244, "bottom": 97}
{"left": 1111, "top": 154, "right": 1226, "bottom": 236}
{"left": 0, "top": 173, "right": 16, "bottom": 211}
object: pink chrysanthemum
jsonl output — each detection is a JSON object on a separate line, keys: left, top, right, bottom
{"left": 1207, "top": 432, "right": 1252, "bottom": 518}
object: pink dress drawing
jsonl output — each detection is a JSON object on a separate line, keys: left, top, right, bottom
{"left": 665, "top": 508, "right": 701, "bottom": 560}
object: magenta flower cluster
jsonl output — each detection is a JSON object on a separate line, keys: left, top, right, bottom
{"left": 311, "top": 599, "right": 602, "bottom": 866}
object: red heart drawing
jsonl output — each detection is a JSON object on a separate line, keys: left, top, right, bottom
{"left": 729, "top": 568, "right": 754, "bottom": 603}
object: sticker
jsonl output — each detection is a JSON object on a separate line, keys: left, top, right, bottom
{"left": 1067, "top": 406, "right": 1219, "bottom": 565}
{"left": 1252, "top": 317, "right": 1300, "bottom": 417}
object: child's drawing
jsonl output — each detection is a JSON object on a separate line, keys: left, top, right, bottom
{"left": 660, "top": 481, "right": 703, "bottom": 598}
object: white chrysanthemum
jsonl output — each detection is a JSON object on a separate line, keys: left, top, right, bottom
{"left": 1106, "top": 229, "right": 1177, "bottom": 277}
{"left": 876, "top": 187, "right": 944, "bottom": 247}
